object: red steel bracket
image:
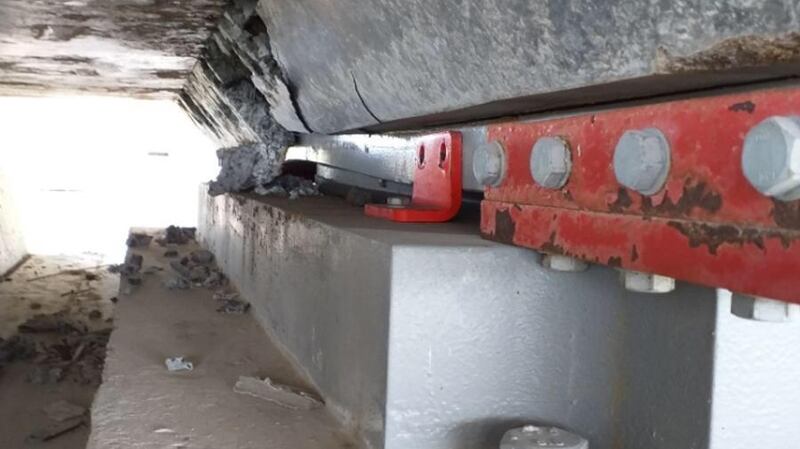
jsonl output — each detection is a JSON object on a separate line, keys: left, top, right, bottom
{"left": 366, "top": 131, "right": 462, "bottom": 222}
{"left": 479, "top": 86, "right": 800, "bottom": 303}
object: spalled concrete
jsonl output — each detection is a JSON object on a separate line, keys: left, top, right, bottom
{"left": 0, "top": 0, "right": 226, "bottom": 97}
{"left": 253, "top": 0, "right": 800, "bottom": 133}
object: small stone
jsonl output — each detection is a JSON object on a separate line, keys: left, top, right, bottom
{"left": 165, "top": 357, "right": 194, "bottom": 372}
{"left": 88, "top": 310, "right": 102, "bottom": 321}
{"left": 189, "top": 250, "right": 214, "bottom": 265}
{"left": 164, "top": 250, "right": 179, "bottom": 258}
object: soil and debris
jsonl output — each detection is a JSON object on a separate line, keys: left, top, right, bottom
{"left": 0, "top": 254, "right": 117, "bottom": 449}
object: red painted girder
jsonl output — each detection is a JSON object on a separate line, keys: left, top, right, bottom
{"left": 484, "top": 87, "right": 800, "bottom": 230}
{"left": 481, "top": 201, "right": 800, "bottom": 303}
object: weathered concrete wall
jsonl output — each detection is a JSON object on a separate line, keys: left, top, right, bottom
{"left": 199, "top": 191, "right": 723, "bottom": 449}
{"left": 251, "top": 0, "right": 800, "bottom": 133}
{"left": 0, "top": 0, "right": 226, "bottom": 97}
{"left": 0, "top": 169, "right": 26, "bottom": 275}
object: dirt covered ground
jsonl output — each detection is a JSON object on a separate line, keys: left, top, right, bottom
{"left": 0, "top": 254, "right": 118, "bottom": 448}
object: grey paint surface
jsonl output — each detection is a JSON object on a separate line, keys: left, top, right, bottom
{"left": 256, "top": 0, "right": 800, "bottom": 133}
{"left": 0, "top": 0, "right": 225, "bottom": 97}
{"left": 199, "top": 192, "right": 728, "bottom": 449}
{"left": 709, "top": 291, "right": 800, "bottom": 449}
{"left": 0, "top": 169, "right": 26, "bottom": 275}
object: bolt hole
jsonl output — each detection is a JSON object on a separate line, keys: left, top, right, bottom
{"left": 418, "top": 145, "right": 426, "bottom": 168}
{"left": 438, "top": 143, "right": 447, "bottom": 168}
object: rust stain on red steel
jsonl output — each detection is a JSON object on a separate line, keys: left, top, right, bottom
{"left": 485, "top": 86, "right": 800, "bottom": 229}
{"left": 482, "top": 201, "right": 800, "bottom": 303}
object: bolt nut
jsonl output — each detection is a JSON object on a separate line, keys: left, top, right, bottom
{"left": 541, "top": 254, "right": 589, "bottom": 272}
{"left": 731, "top": 293, "right": 799, "bottom": 322}
{"left": 620, "top": 270, "right": 675, "bottom": 294}
{"left": 473, "top": 140, "right": 507, "bottom": 187}
{"left": 500, "top": 425, "right": 588, "bottom": 449}
{"left": 742, "top": 116, "right": 800, "bottom": 201}
{"left": 613, "top": 128, "right": 671, "bottom": 195}
{"left": 530, "top": 137, "right": 572, "bottom": 189}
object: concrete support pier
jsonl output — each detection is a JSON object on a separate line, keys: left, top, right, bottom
{"left": 197, "top": 192, "right": 800, "bottom": 449}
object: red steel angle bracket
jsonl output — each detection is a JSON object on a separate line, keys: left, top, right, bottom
{"left": 365, "top": 132, "right": 462, "bottom": 222}
{"left": 479, "top": 86, "right": 800, "bottom": 303}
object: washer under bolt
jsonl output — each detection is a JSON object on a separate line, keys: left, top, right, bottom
{"left": 541, "top": 254, "right": 589, "bottom": 272}
{"left": 530, "top": 136, "right": 572, "bottom": 189}
{"left": 473, "top": 140, "right": 507, "bottom": 187}
{"left": 742, "top": 115, "right": 800, "bottom": 201}
{"left": 613, "top": 128, "right": 671, "bottom": 195}
{"left": 731, "top": 293, "right": 799, "bottom": 322}
{"left": 620, "top": 270, "right": 675, "bottom": 294}
{"left": 500, "top": 425, "right": 589, "bottom": 449}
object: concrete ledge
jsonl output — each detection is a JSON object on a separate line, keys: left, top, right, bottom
{"left": 199, "top": 192, "right": 728, "bottom": 449}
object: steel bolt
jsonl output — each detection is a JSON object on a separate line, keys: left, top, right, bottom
{"left": 731, "top": 293, "right": 799, "bottom": 322}
{"left": 500, "top": 425, "right": 588, "bottom": 449}
{"left": 530, "top": 137, "right": 572, "bottom": 189}
{"left": 541, "top": 254, "right": 589, "bottom": 272}
{"left": 620, "top": 270, "right": 675, "bottom": 294}
{"left": 742, "top": 116, "right": 800, "bottom": 201}
{"left": 473, "top": 140, "right": 507, "bottom": 187}
{"left": 613, "top": 128, "right": 671, "bottom": 195}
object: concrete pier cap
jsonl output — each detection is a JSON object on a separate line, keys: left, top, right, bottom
{"left": 198, "top": 189, "right": 800, "bottom": 449}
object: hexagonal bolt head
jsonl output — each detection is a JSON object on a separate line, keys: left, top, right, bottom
{"left": 541, "top": 254, "right": 589, "bottom": 272}
{"left": 620, "top": 270, "right": 675, "bottom": 294}
{"left": 473, "top": 140, "right": 507, "bottom": 187}
{"left": 500, "top": 425, "right": 589, "bottom": 449}
{"left": 742, "top": 116, "right": 800, "bottom": 201}
{"left": 613, "top": 128, "right": 671, "bottom": 195}
{"left": 731, "top": 293, "right": 799, "bottom": 322}
{"left": 530, "top": 137, "right": 572, "bottom": 189}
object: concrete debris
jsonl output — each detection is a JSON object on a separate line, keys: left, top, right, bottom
{"left": 164, "top": 277, "right": 191, "bottom": 290}
{"left": 233, "top": 376, "right": 323, "bottom": 410}
{"left": 165, "top": 356, "right": 194, "bottom": 372}
{"left": 8, "top": 312, "right": 111, "bottom": 386}
{"left": 26, "top": 417, "right": 85, "bottom": 443}
{"left": 254, "top": 175, "right": 320, "bottom": 200}
{"left": 208, "top": 143, "right": 286, "bottom": 196}
{"left": 217, "top": 297, "right": 250, "bottom": 314}
{"left": 43, "top": 400, "right": 86, "bottom": 422}
{"left": 157, "top": 226, "right": 196, "bottom": 245}
{"left": 164, "top": 249, "right": 180, "bottom": 258}
{"left": 212, "top": 290, "right": 239, "bottom": 302}
{"left": 109, "top": 253, "right": 143, "bottom": 276}
{"left": 190, "top": 250, "right": 215, "bottom": 264}
{"left": 142, "top": 266, "right": 164, "bottom": 275}
{"left": 169, "top": 255, "right": 228, "bottom": 289}
{"left": 126, "top": 233, "right": 153, "bottom": 248}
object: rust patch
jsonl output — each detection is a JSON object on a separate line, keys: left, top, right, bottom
{"left": 630, "top": 245, "right": 639, "bottom": 262}
{"left": 668, "top": 221, "right": 795, "bottom": 255}
{"left": 540, "top": 231, "right": 566, "bottom": 255}
{"left": 729, "top": 101, "right": 756, "bottom": 114}
{"left": 607, "top": 256, "right": 622, "bottom": 268}
{"left": 488, "top": 209, "right": 516, "bottom": 244}
{"left": 608, "top": 188, "right": 633, "bottom": 213}
{"left": 656, "top": 32, "right": 800, "bottom": 74}
{"left": 772, "top": 199, "right": 800, "bottom": 230}
{"left": 641, "top": 181, "right": 722, "bottom": 218}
